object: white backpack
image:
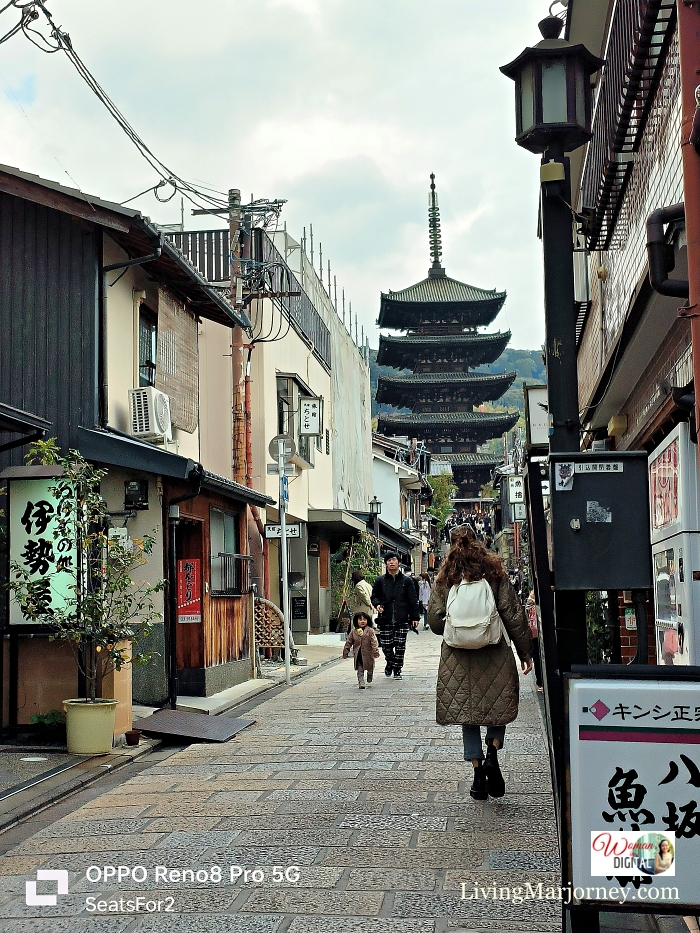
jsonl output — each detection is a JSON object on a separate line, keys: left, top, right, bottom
{"left": 444, "top": 578, "right": 510, "bottom": 650}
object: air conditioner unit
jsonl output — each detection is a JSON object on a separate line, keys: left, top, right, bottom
{"left": 129, "top": 387, "right": 172, "bottom": 442}
{"left": 401, "top": 519, "right": 410, "bottom": 531}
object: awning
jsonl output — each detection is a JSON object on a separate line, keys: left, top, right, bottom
{"left": 352, "top": 512, "right": 416, "bottom": 556}
{"left": 0, "top": 403, "right": 51, "bottom": 454}
{"left": 307, "top": 509, "right": 366, "bottom": 548}
{"left": 78, "top": 427, "right": 272, "bottom": 507}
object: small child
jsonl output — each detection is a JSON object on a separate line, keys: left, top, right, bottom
{"left": 343, "top": 611, "right": 380, "bottom": 689}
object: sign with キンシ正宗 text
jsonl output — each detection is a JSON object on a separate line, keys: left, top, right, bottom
{"left": 9, "top": 478, "right": 76, "bottom": 626}
{"left": 177, "top": 558, "right": 201, "bottom": 624}
{"left": 568, "top": 675, "right": 700, "bottom": 909}
{"left": 299, "top": 397, "right": 323, "bottom": 436}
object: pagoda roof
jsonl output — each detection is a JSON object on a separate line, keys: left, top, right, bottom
{"left": 377, "top": 410, "right": 518, "bottom": 434}
{"left": 377, "top": 331, "right": 511, "bottom": 369}
{"left": 376, "top": 370, "right": 516, "bottom": 408}
{"left": 378, "top": 275, "right": 506, "bottom": 329}
{"left": 433, "top": 453, "right": 504, "bottom": 468}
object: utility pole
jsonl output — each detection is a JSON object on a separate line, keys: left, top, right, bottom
{"left": 229, "top": 188, "right": 246, "bottom": 484}
{"left": 540, "top": 152, "right": 588, "bottom": 670}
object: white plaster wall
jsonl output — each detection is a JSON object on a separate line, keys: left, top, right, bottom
{"left": 373, "top": 457, "right": 402, "bottom": 529}
{"left": 199, "top": 319, "right": 233, "bottom": 478}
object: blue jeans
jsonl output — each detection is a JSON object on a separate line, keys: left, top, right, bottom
{"left": 462, "top": 724, "right": 506, "bottom": 761}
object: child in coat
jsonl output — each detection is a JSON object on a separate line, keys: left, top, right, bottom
{"left": 343, "top": 611, "right": 380, "bottom": 689}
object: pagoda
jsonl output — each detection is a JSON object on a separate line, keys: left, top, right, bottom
{"left": 376, "top": 175, "right": 518, "bottom": 499}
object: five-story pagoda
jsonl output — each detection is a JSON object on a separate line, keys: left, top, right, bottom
{"left": 376, "top": 175, "right": 518, "bottom": 499}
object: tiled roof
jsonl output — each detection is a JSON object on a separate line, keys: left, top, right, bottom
{"left": 378, "top": 411, "right": 518, "bottom": 427}
{"left": 383, "top": 276, "right": 506, "bottom": 305}
{"left": 378, "top": 371, "right": 516, "bottom": 387}
{"left": 379, "top": 331, "right": 511, "bottom": 348}
{"left": 432, "top": 453, "right": 504, "bottom": 467}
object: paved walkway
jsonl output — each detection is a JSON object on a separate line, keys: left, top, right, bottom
{"left": 0, "top": 630, "right": 561, "bottom": 933}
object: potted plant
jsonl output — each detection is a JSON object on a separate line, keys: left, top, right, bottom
{"left": 8, "top": 443, "right": 163, "bottom": 754}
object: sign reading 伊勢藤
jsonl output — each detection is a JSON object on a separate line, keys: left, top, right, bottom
{"left": 9, "top": 478, "right": 77, "bottom": 626}
{"left": 568, "top": 675, "right": 700, "bottom": 908}
{"left": 177, "top": 558, "right": 201, "bottom": 624}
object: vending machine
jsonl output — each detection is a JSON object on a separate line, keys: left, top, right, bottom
{"left": 649, "top": 421, "right": 700, "bottom": 665}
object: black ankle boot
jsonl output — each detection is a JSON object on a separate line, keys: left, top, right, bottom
{"left": 483, "top": 739, "right": 505, "bottom": 798}
{"left": 470, "top": 761, "right": 488, "bottom": 800}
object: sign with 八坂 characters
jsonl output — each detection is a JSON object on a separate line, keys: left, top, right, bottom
{"left": 299, "top": 397, "right": 323, "bottom": 436}
{"left": 567, "top": 672, "right": 700, "bottom": 909}
{"left": 9, "top": 478, "right": 77, "bottom": 626}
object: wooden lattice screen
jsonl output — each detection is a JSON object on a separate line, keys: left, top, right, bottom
{"left": 253, "top": 597, "right": 285, "bottom": 648}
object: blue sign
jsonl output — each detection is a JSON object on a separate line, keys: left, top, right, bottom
{"left": 281, "top": 476, "right": 289, "bottom": 503}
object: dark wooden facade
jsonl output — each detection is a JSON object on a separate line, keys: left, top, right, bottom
{"left": 0, "top": 191, "right": 100, "bottom": 466}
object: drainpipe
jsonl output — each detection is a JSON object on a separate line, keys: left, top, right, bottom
{"left": 646, "top": 203, "right": 689, "bottom": 297}
{"left": 678, "top": 0, "right": 700, "bottom": 465}
{"left": 167, "top": 462, "right": 204, "bottom": 709}
{"left": 99, "top": 237, "right": 162, "bottom": 428}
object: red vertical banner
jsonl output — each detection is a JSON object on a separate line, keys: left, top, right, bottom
{"left": 177, "top": 558, "right": 201, "bottom": 623}
{"left": 513, "top": 521, "right": 520, "bottom": 561}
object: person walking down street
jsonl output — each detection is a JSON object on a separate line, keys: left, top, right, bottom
{"left": 525, "top": 590, "right": 543, "bottom": 692}
{"left": 352, "top": 570, "right": 375, "bottom": 620}
{"left": 418, "top": 573, "right": 432, "bottom": 630}
{"left": 428, "top": 527, "right": 532, "bottom": 800}
{"left": 343, "top": 612, "right": 380, "bottom": 689}
{"left": 371, "top": 552, "right": 421, "bottom": 680}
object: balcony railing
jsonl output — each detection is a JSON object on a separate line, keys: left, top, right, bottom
{"left": 580, "top": 0, "right": 676, "bottom": 251}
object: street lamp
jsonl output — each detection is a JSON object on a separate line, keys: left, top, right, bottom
{"left": 369, "top": 496, "right": 382, "bottom": 559}
{"left": 500, "top": 21, "right": 604, "bottom": 691}
{"left": 500, "top": 14, "right": 603, "bottom": 156}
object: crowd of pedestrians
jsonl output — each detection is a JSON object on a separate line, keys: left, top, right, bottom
{"left": 442, "top": 508, "right": 492, "bottom": 544}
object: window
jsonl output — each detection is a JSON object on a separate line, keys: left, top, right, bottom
{"left": 139, "top": 307, "right": 158, "bottom": 387}
{"left": 275, "top": 376, "right": 315, "bottom": 466}
{"left": 325, "top": 429, "right": 330, "bottom": 456}
{"left": 210, "top": 507, "right": 241, "bottom": 595}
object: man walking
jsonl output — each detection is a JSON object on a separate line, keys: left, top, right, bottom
{"left": 371, "top": 553, "right": 420, "bottom": 680}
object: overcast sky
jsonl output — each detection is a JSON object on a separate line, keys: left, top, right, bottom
{"left": 0, "top": 0, "right": 551, "bottom": 350}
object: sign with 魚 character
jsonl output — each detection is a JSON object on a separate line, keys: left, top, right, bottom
{"left": 9, "top": 478, "right": 77, "bottom": 626}
{"left": 508, "top": 475, "right": 525, "bottom": 504}
{"left": 567, "top": 673, "right": 700, "bottom": 909}
{"left": 177, "top": 558, "right": 201, "bottom": 624}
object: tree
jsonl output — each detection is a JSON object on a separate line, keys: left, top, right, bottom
{"left": 426, "top": 474, "right": 457, "bottom": 528}
{"left": 330, "top": 531, "right": 383, "bottom": 619}
{"left": 8, "top": 445, "right": 163, "bottom": 702}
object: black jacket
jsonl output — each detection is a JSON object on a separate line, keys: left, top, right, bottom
{"left": 371, "top": 571, "right": 420, "bottom": 627}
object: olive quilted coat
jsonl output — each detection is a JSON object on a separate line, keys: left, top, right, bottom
{"left": 427, "top": 574, "right": 532, "bottom": 726}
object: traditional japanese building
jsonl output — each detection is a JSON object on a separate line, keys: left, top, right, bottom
{"left": 376, "top": 176, "right": 518, "bottom": 499}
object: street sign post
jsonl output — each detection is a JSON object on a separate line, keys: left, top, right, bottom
{"left": 508, "top": 475, "right": 525, "bottom": 504}
{"left": 277, "top": 438, "right": 292, "bottom": 685}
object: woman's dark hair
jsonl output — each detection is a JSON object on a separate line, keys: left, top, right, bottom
{"left": 420, "top": 572, "right": 430, "bottom": 582}
{"left": 658, "top": 839, "right": 671, "bottom": 854}
{"left": 435, "top": 525, "right": 504, "bottom": 589}
{"left": 351, "top": 570, "right": 364, "bottom": 584}
{"left": 352, "top": 611, "right": 374, "bottom": 628}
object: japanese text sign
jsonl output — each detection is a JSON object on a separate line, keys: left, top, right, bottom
{"left": 649, "top": 438, "right": 678, "bottom": 533}
{"left": 299, "top": 397, "right": 323, "bottom": 436}
{"left": 9, "top": 479, "right": 76, "bottom": 626}
{"left": 508, "top": 475, "right": 524, "bottom": 504}
{"left": 568, "top": 676, "right": 700, "bottom": 908}
{"left": 177, "top": 558, "right": 201, "bottom": 624}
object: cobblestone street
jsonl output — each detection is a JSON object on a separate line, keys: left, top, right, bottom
{"left": 0, "top": 632, "right": 561, "bottom": 932}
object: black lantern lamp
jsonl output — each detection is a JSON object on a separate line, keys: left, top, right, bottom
{"left": 369, "top": 496, "right": 382, "bottom": 559}
{"left": 500, "top": 13, "right": 603, "bottom": 155}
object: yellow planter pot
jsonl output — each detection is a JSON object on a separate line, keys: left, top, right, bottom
{"left": 63, "top": 698, "right": 118, "bottom": 754}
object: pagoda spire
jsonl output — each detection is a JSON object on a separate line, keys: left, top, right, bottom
{"left": 428, "top": 173, "right": 445, "bottom": 279}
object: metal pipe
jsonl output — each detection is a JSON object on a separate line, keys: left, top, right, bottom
{"left": 630, "top": 589, "right": 649, "bottom": 665}
{"left": 646, "top": 203, "right": 689, "bottom": 297}
{"left": 677, "top": 0, "right": 700, "bottom": 470}
{"left": 166, "top": 464, "right": 203, "bottom": 709}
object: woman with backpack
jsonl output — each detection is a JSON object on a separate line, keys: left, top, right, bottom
{"left": 427, "top": 526, "right": 532, "bottom": 800}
